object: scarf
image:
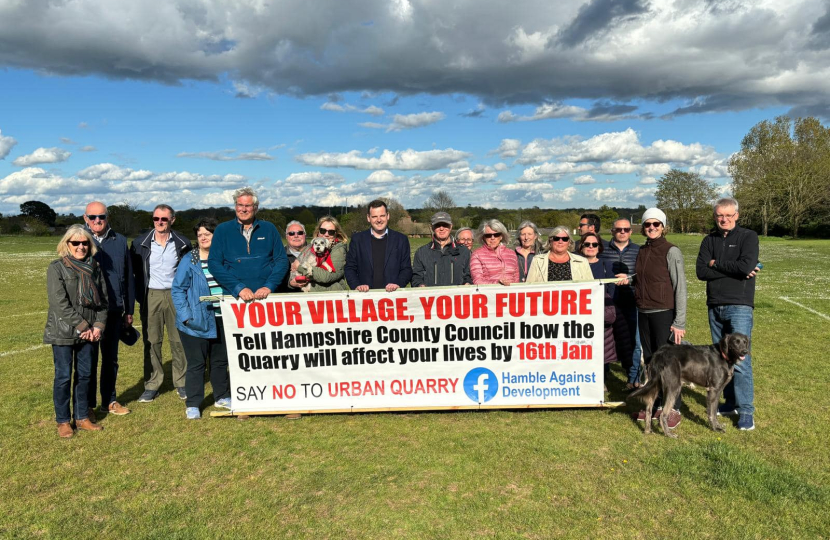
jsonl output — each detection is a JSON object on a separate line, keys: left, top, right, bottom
{"left": 315, "top": 251, "right": 335, "bottom": 273}
{"left": 63, "top": 256, "right": 102, "bottom": 308}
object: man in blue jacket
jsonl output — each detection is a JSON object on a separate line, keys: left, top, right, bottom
{"left": 345, "top": 199, "right": 412, "bottom": 292}
{"left": 84, "top": 201, "right": 135, "bottom": 416}
{"left": 696, "top": 197, "right": 760, "bottom": 431}
{"left": 208, "top": 187, "right": 288, "bottom": 301}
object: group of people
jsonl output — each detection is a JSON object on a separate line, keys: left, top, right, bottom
{"left": 45, "top": 189, "right": 758, "bottom": 437}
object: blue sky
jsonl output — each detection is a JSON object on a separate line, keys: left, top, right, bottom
{"left": 1, "top": 0, "right": 826, "bottom": 215}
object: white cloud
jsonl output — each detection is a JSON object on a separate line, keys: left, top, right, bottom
{"left": 320, "top": 102, "right": 385, "bottom": 116}
{"left": 295, "top": 147, "right": 471, "bottom": 170}
{"left": 498, "top": 102, "right": 588, "bottom": 123}
{"left": 177, "top": 150, "right": 273, "bottom": 161}
{"left": 588, "top": 186, "right": 656, "bottom": 204}
{"left": 12, "top": 147, "right": 71, "bottom": 166}
{"left": 0, "top": 130, "right": 17, "bottom": 159}
{"left": 492, "top": 139, "right": 522, "bottom": 158}
{"left": 639, "top": 176, "right": 657, "bottom": 185}
{"left": 387, "top": 112, "right": 445, "bottom": 131}
{"left": 79, "top": 146, "right": 97, "bottom": 152}
{"left": 284, "top": 172, "right": 345, "bottom": 186}
{"left": 232, "top": 81, "right": 265, "bottom": 99}
{"left": 493, "top": 162, "right": 509, "bottom": 171}
{"left": 573, "top": 175, "right": 596, "bottom": 185}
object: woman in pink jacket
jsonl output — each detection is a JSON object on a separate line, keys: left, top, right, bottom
{"left": 470, "top": 219, "right": 520, "bottom": 285}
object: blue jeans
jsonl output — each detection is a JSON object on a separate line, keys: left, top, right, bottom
{"left": 709, "top": 305, "right": 754, "bottom": 414}
{"left": 53, "top": 343, "right": 94, "bottom": 424}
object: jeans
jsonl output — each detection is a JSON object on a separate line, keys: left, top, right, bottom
{"left": 53, "top": 343, "right": 94, "bottom": 424}
{"left": 89, "top": 311, "right": 123, "bottom": 409}
{"left": 709, "top": 305, "right": 754, "bottom": 414}
{"left": 181, "top": 318, "right": 230, "bottom": 409}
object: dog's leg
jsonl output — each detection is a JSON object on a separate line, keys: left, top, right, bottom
{"left": 660, "top": 387, "right": 679, "bottom": 438}
{"left": 643, "top": 396, "right": 654, "bottom": 434}
{"left": 707, "top": 386, "right": 725, "bottom": 432}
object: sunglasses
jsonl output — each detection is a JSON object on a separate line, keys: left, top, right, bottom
{"left": 86, "top": 214, "right": 107, "bottom": 221}
{"left": 483, "top": 233, "right": 501, "bottom": 239}
{"left": 319, "top": 227, "right": 336, "bottom": 236}
{"left": 551, "top": 236, "right": 570, "bottom": 243}
{"left": 152, "top": 216, "right": 170, "bottom": 222}
{"left": 582, "top": 242, "right": 600, "bottom": 248}
{"left": 643, "top": 221, "right": 662, "bottom": 229}
{"left": 286, "top": 231, "right": 305, "bottom": 237}
{"left": 69, "top": 240, "right": 90, "bottom": 247}
{"left": 613, "top": 227, "right": 631, "bottom": 233}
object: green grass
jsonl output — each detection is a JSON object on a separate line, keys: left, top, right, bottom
{"left": 2, "top": 234, "right": 829, "bottom": 539}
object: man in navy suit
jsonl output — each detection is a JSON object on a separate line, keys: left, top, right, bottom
{"left": 345, "top": 200, "right": 412, "bottom": 292}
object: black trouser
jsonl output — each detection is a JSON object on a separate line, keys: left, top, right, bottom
{"left": 638, "top": 309, "right": 683, "bottom": 410}
{"left": 180, "top": 318, "right": 230, "bottom": 409}
{"left": 89, "top": 311, "right": 123, "bottom": 409}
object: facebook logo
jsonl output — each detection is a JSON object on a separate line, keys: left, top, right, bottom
{"left": 463, "top": 368, "right": 498, "bottom": 403}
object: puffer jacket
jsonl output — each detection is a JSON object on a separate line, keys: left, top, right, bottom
{"left": 470, "top": 244, "right": 520, "bottom": 284}
{"left": 43, "top": 258, "right": 109, "bottom": 345}
{"left": 172, "top": 249, "right": 217, "bottom": 339}
{"left": 308, "top": 241, "right": 349, "bottom": 293}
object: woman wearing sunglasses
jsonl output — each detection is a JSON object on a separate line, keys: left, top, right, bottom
{"left": 526, "top": 225, "right": 593, "bottom": 283}
{"left": 470, "top": 219, "right": 519, "bottom": 285}
{"left": 44, "top": 225, "right": 109, "bottom": 438}
{"left": 579, "top": 232, "right": 619, "bottom": 383}
{"left": 632, "top": 208, "right": 687, "bottom": 429}
{"left": 290, "top": 215, "right": 349, "bottom": 292}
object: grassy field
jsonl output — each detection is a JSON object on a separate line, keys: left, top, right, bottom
{"left": 1, "top": 233, "right": 829, "bottom": 539}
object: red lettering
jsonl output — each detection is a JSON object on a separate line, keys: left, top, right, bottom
{"left": 377, "top": 298, "right": 393, "bottom": 321}
{"left": 495, "top": 293, "right": 508, "bottom": 317}
{"left": 361, "top": 299, "right": 378, "bottom": 322}
{"left": 561, "top": 290, "right": 577, "bottom": 315}
{"left": 231, "top": 303, "right": 247, "bottom": 328}
{"left": 284, "top": 302, "right": 302, "bottom": 325}
{"left": 396, "top": 297, "right": 408, "bottom": 320}
{"left": 307, "top": 300, "right": 325, "bottom": 324}
{"left": 580, "top": 288, "right": 592, "bottom": 315}
{"left": 419, "top": 296, "right": 435, "bottom": 320}
{"left": 249, "top": 302, "right": 265, "bottom": 327}
{"left": 272, "top": 384, "right": 296, "bottom": 399}
{"left": 426, "top": 379, "right": 437, "bottom": 393}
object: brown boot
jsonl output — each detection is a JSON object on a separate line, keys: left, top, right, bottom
{"left": 76, "top": 418, "right": 103, "bottom": 431}
{"left": 57, "top": 422, "right": 74, "bottom": 438}
{"left": 87, "top": 408, "right": 97, "bottom": 423}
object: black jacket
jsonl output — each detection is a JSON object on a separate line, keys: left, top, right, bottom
{"left": 130, "top": 229, "right": 191, "bottom": 305}
{"left": 696, "top": 225, "right": 759, "bottom": 307}
{"left": 88, "top": 227, "right": 135, "bottom": 315}
{"left": 412, "top": 238, "right": 471, "bottom": 287}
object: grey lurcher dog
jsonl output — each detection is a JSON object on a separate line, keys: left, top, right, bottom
{"left": 628, "top": 333, "right": 750, "bottom": 438}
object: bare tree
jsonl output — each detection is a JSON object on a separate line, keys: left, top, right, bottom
{"left": 423, "top": 190, "right": 456, "bottom": 212}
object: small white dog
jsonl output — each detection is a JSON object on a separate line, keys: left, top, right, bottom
{"left": 291, "top": 237, "right": 333, "bottom": 292}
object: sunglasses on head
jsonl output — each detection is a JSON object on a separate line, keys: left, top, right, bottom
{"left": 319, "top": 227, "right": 336, "bottom": 236}
{"left": 152, "top": 216, "right": 170, "bottom": 222}
{"left": 551, "top": 236, "right": 570, "bottom": 243}
{"left": 613, "top": 227, "right": 631, "bottom": 233}
{"left": 483, "top": 233, "right": 501, "bottom": 239}
{"left": 86, "top": 214, "right": 107, "bottom": 221}
{"left": 69, "top": 240, "right": 90, "bottom": 247}
{"left": 643, "top": 221, "right": 662, "bottom": 229}
{"left": 582, "top": 242, "right": 600, "bottom": 248}
{"left": 286, "top": 231, "right": 305, "bottom": 237}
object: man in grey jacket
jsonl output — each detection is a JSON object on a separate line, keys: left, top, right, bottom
{"left": 412, "top": 212, "right": 472, "bottom": 287}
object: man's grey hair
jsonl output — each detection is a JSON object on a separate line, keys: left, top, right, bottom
{"left": 713, "top": 197, "right": 739, "bottom": 213}
{"left": 455, "top": 226, "right": 473, "bottom": 238}
{"left": 515, "top": 220, "right": 544, "bottom": 253}
{"left": 476, "top": 219, "right": 511, "bottom": 247}
{"left": 153, "top": 204, "right": 175, "bottom": 218}
{"left": 613, "top": 217, "right": 631, "bottom": 228}
{"left": 285, "top": 220, "right": 306, "bottom": 234}
{"left": 233, "top": 187, "right": 259, "bottom": 207}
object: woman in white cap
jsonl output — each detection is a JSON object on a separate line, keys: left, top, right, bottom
{"left": 632, "top": 208, "right": 687, "bottom": 430}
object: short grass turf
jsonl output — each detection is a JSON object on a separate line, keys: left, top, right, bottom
{"left": 1, "top": 234, "right": 829, "bottom": 539}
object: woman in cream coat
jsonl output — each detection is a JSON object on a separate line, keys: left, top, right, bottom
{"left": 526, "top": 225, "right": 593, "bottom": 283}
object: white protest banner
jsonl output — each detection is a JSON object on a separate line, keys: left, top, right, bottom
{"left": 219, "top": 282, "right": 605, "bottom": 414}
